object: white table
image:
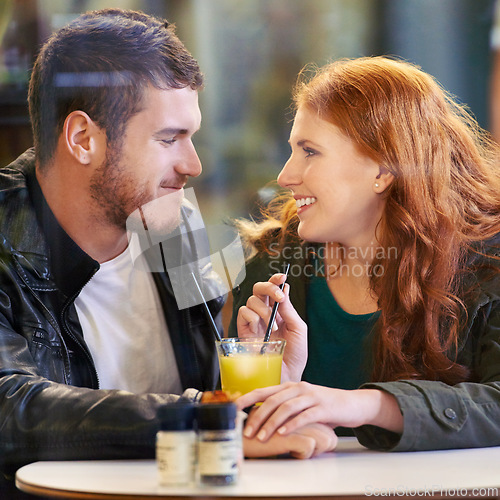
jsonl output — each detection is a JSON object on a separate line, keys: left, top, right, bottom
{"left": 15, "top": 438, "right": 500, "bottom": 499}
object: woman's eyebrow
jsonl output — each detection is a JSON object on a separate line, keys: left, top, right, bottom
{"left": 290, "top": 139, "right": 320, "bottom": 148}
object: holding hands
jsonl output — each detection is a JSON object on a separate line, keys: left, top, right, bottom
{"left": 243, "top": 419, "right": 338, "bottom": 459}
{"left": 237, "top": 383, "right": 403, "bottom": 445}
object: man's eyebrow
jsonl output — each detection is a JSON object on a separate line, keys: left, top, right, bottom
{"left": 154, "top": 127, "right": 189, "bottom": 136}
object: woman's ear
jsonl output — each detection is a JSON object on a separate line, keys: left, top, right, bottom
{"left": 373, "top": 165, "right": 395, "bottom": 193}
{"left": 63, "top": 111, "right": 103, "bottom": 165}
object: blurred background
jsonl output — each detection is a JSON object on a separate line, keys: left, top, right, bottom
{"left": 0, "top": 0, "right": 496, "bottom": 226}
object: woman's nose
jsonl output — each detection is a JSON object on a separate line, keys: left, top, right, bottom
{"left": 277, "top": 156, "right": 300, "bottom": 188}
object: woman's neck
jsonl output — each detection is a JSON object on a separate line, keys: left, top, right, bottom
{"left": 323, "top": 242, "right": 379, "bottom": 315}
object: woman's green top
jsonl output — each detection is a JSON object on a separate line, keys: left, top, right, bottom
{"left": 303, "top": 274, "right": 379, "bottom": 390}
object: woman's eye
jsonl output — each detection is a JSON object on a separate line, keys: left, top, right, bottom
{"left": 304, "top": 147, "right": 316, "bottom": 158}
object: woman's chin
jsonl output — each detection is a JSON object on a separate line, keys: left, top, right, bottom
{"left": 297, "top": 224, "right": 328, "bottom": 244}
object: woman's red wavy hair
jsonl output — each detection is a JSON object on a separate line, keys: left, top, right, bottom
{"left": 241, "top": 57, "right": 500, "bottom": 384}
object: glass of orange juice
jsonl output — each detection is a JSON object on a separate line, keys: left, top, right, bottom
{"left": 215, "top": 338, "right": 286, "bottom": 397}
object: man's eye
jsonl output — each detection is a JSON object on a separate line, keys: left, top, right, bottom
{"left": 304, "top": 147, "right": 316, "bottom": 158}
{"left": 161, "top": 138, "right": 176, "bottom": 146}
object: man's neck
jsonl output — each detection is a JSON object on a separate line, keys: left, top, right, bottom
{"left": 36, "top": 162, "right": 128, "bottom": 264}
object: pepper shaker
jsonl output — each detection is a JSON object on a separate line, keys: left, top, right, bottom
{"left": 196, "top": 402, "right": 239, "bottom": 485}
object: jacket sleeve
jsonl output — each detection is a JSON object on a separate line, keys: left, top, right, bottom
{"left": 0, "top": 312, "right": 201, "bottom": 470}
{"left": 355, "top": 298, "right": 500, "bottom": 451}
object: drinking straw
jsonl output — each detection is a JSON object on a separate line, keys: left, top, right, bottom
{"left": 263, "top": 263, "right": 290, "bottom": 343}
{"left": 191, "top": 272, "right": 222, "bottom": 342}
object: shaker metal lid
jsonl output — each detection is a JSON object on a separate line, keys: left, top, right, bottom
{"left": 157, "top": 402, "right": 196, "bottom": 431}
{"left": 195, "top": 403, "right": 237, "bottom": 430}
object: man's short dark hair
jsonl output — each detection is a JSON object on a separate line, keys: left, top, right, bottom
{"left": 28, "top": 8, "right": 204, "bottom": 168}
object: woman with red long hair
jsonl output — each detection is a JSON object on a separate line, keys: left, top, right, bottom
{"left": 232, "top": 56, "right": 500, "bottom": 452}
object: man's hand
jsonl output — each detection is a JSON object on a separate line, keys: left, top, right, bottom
{"left": 243, "top": 422, "right": 338, "bottom": 459}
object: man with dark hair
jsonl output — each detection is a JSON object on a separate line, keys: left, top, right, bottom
{"left": 0, "top": 9, "right": 221, "bottom": 496}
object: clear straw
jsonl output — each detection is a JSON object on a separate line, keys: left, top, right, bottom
{"left": 191, "top": 272, "right": 222, "bottom": 342}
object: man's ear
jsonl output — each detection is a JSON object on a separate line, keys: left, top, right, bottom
{"left": 63, "top": 111, "right": 103, "bottom": 165}
{"left": 373, "top": 165, "right": 395, "bottom": 193}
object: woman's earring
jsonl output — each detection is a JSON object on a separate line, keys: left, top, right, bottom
{"left": 374, "top": 182, "right": 380, "bottom": 188}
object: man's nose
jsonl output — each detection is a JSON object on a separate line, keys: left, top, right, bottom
{"left": 177, "top": 142, "right": 202, "bottom": 178}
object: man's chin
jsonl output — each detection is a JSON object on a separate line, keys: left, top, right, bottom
{"left": 126, "top": 198, "right": 182, "bottom": 240}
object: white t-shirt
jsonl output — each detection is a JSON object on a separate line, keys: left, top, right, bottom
{"left": 74, "top": 247, "right": 182, "bottom": 394}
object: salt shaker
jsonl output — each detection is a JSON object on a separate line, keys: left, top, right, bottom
{"left": 196, "top": 402, "right": 239, "bottom": 485}
{"left": 156, "top": 402, "right": 196, "bottom": 486}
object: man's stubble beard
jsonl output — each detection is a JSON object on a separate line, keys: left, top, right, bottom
{"left": 89, "top": 145, "right": 151, "bottom": 232}
{"left": 89, "top": 145, "right": 183, "bottom": 239}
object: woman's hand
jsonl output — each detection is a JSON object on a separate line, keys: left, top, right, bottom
{"left": 236, "top": 273, "right": 307, "bottom": 382}
{"left": 243, "top": 421, "right": 338, "bottom": 459}
{"left": 237, "top": 382, "right": 404, "bottom": 441}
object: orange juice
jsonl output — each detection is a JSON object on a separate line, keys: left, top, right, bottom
{"left": 218, "top": 352, "right": 283, "bottom": 396}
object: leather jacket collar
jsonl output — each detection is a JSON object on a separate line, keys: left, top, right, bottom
{"left": 3, "top": 148, "right": 99, "bottom": 300}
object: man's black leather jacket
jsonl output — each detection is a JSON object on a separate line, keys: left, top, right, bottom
{"left": 0, "top": 149, "right": 225, "bottom": 474}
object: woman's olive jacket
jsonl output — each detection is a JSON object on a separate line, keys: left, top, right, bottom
{"left": 230, "top": 233, "right": 500, "bottom": 451}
